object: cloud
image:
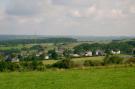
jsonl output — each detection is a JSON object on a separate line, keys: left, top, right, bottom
{"left": 86, "top": 5, "right": 97, "bottom": 15}
{"left": 130, "top": 6, "right": 135, "bottom": 14}
{"left": 0, "top": 9, "right": 5, "bottom": 20}
{"left": 111, "top": 9, "right": 125, "bottom": 17}
{"left": 0, "top": 0, "right": 135, "bottom": 36}
{"left": 68, "top": 6, "right": 126, "bottom": 20}
{"left": 69, "top": 10, "right": 82, "bottom": 18}
{"left": 6, "top": 0, "right": 43, "bottom": 16}
{"left": 50, "top": 0, "right": 69, "bottom": 5}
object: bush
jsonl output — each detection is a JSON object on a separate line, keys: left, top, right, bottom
{"left": 0, "top": 61, "right": 46, "bottom": 72}
{"left": 52, "top": 59, "right": 74, "bottom": 69}
{"left": 103, "top": 55, "right": 123, "bottom": 64}
{"left": 0, "top": 62, "right": 21, "bottom": 72}
{"left": 84, "top": 60, "right": 103, "bottom": 66}
{"left": 20, "top": 61, "right": 46, "bottom": 71}
{"left": 0, "top": 62, "right": 8, "bottom": 72}
{"left": 8, "top": 63, "right": 21, "bottom": 71}
{"left": 124, "top": 57, "right": 135, "bottom": 64}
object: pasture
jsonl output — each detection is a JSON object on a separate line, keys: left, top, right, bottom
{"left": 0, "top": 67, "right": 135, "bottom": 89}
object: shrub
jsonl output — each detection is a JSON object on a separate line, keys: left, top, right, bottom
{"left": 36, "top": 62, "right": 46, "bottom": 71}
{"left": 8, "top": 63, "right": 21, "bottom": 71}
{"left": 72, "top": 62, "right": 83, "bottom": 68}
{"left": 0, "top": 61, "right": 46, "bottom": 72}
{"left": 124, "top": 57, "right": 135, "bottom": 64}
{"left": 0, "top": 62, "right": 21, "bottom": 72}
{"left": 0, "top": 62, "right": 8, "bottom": 72}
{"left": 20, "top": 61, "right": 46, "bottom": 71}
{"left": 84, "top": 60, "right": 103, "bottom": 66}
{"left": 52, "top": 59, "right": 74, "bottom": 69}
{"left": 103, "top": 55, "right": 123, "bottom": 64}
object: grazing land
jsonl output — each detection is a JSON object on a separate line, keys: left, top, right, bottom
{"left": 0, "top": 67, "right": 135, "bottom": 89}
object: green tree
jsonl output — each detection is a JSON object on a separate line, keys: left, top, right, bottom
{"left": 0, "top": 54, "right": 4, "bottom": 61}
{"left": 48, "top": 49, "right": 58, "bottom": 60}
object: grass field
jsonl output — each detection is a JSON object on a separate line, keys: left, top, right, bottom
{"left": 0, "top": 67, "right": 135, "bottom": 89}
{"left": 43, "top": 56, "right": 104, "bottom": 65}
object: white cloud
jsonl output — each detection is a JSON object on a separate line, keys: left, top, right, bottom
{"left": 0, "top": 9, "right": 6, "bottom": 21}
{"left": 6, "top": 0, "right": 43, "bottom": 16}
{"left": 130, "top": 6, "right": 135, "bottom": 13}
{"left": 111, "top": 9, "right": 125, "bottom": 18}
{"left": 0, "top": 0, "right": 135, "bottom": 36}
{"left": 70, "top": 10, "right": 82, "bottom": 18}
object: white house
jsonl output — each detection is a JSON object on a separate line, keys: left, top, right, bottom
{"left": 72, "top": 54, "right": 80, "bottom": 57}
{"left": 85, "top": 51, "right": 92, "bottom": 56}
{"left": 95, "top": 50, "right": 105, "bottom": 56}
{"left": 45, "top": 56, "right": 49, "bottom": 59}
{"left": 111, "top": 50, "right": 121, "bottom": 54}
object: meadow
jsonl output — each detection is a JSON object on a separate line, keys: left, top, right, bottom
{"left": 0, "top": 67, "right": 135, "bottom": 89}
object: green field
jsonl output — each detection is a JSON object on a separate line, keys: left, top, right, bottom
{"left": 0, "top": 67, "right": 135, "bottom": 89}
{"left": 42, "top": 56, "right": 104, "bottom": 65}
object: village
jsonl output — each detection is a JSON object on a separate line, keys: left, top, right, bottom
{"left": 0, "top": 43, "right": 132, "bottom": 63}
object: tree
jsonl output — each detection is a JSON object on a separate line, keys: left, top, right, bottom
{"left": 52, "top": 58, "right": 74, "bottom": 69}
{"left": 103, "top": 54, "right": 123, "bottom": 64}
{"left": 48, "top": 49, "right": 58, "bottom": 60}
{"left": 0, "top": 54, "right": 4, "bottom": 61}
{"left": 63, "top": 49, "right": 72, "bottom": 58}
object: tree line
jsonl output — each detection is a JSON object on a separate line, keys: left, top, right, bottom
{"left": 74, "top": 41, "right": 135, "bottom": 54}
{"left": 0, "top": 38, "right": 77, "bottom": 45}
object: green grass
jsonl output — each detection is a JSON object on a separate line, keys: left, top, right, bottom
{"left": 72, "top": 56, "right": 104, "bottom": 61}
{"left": 43, "top": 56, "right": 104, "bottom": 65}
{"left": 0, "top": 67, "right": 135, "bottom": 89}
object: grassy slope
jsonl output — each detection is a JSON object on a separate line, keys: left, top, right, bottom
{"left": 0, "top": 67, "right": 135, "bottom": 89}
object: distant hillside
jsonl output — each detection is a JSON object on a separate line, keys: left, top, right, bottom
{"left": 0, "top": 35, "right": 135, "bottom": 42}
{"left": 72, "top": 36, "right": 135, "bottom": 41}
{"left": 0, "top": 35, "right": 77, "bottom": 44}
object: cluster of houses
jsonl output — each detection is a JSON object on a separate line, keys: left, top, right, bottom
{"left": 71, "top": 50, "right": 121, "bottom": 57}
{"left": 0, "top": 45, "right": 126, "bottom": 63}
{"left": 0, "top": 50, "right": 50, "bottom": 62}
{"left": 71, "top": 50, "right": 105, "bottom": 57}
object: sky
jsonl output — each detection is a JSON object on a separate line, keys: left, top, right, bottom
{"left": 0, "top": 0, "right": 135, "bottom": 36}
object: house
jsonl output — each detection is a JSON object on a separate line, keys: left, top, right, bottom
{"left": 95, "top": 50, "right": 105, "bottom": 56}
{"left": 6, "top": 56, "right": 19, "bottom": 62}
{"left": 36, "top": 51, "right": 44, "bottom": 57}
{"left": 72, "top": 54, "right": 80, "bottom": 57}
{"left": 55, "top": 46, "right": 65, "bottom": 55}
{"left": 111, "top": 50, "right": 121, "bottom": 55}
{"left": 132, "top": 48, "right": 135, "bottom": 55}
{"left": 85, "top": 51, "right": 93, "bottom": 56}
{"left": 45, "top": 56, "right": 49, "bottom": 59}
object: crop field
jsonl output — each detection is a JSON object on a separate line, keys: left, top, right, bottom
{"left": 0, "top": 67, "right": 135, "bottom": 89}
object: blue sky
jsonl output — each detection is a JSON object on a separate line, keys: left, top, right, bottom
{"left": 0, "top": 0, "right": 135, "bottom": 36}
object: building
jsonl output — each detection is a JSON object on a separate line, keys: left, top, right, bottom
{"left": 6, "top": 56, "right": 19, "bottom": 62}
{"left": 111, "top": 50, "right": 121, "bottom": 55}
{"left": 95, "top": 50, "right": 105, "bottom": 56}
{"left": 85, "top": 51, "right": 93, "bottom": 56}
{"left": 132, "top": 48, "right": 135, "bottom": 54}
{"left": 72, "top": 54, "right": 80, "bottom": 57}
{"left": 45, "top": 56, "right": 49, "bottom": 59}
